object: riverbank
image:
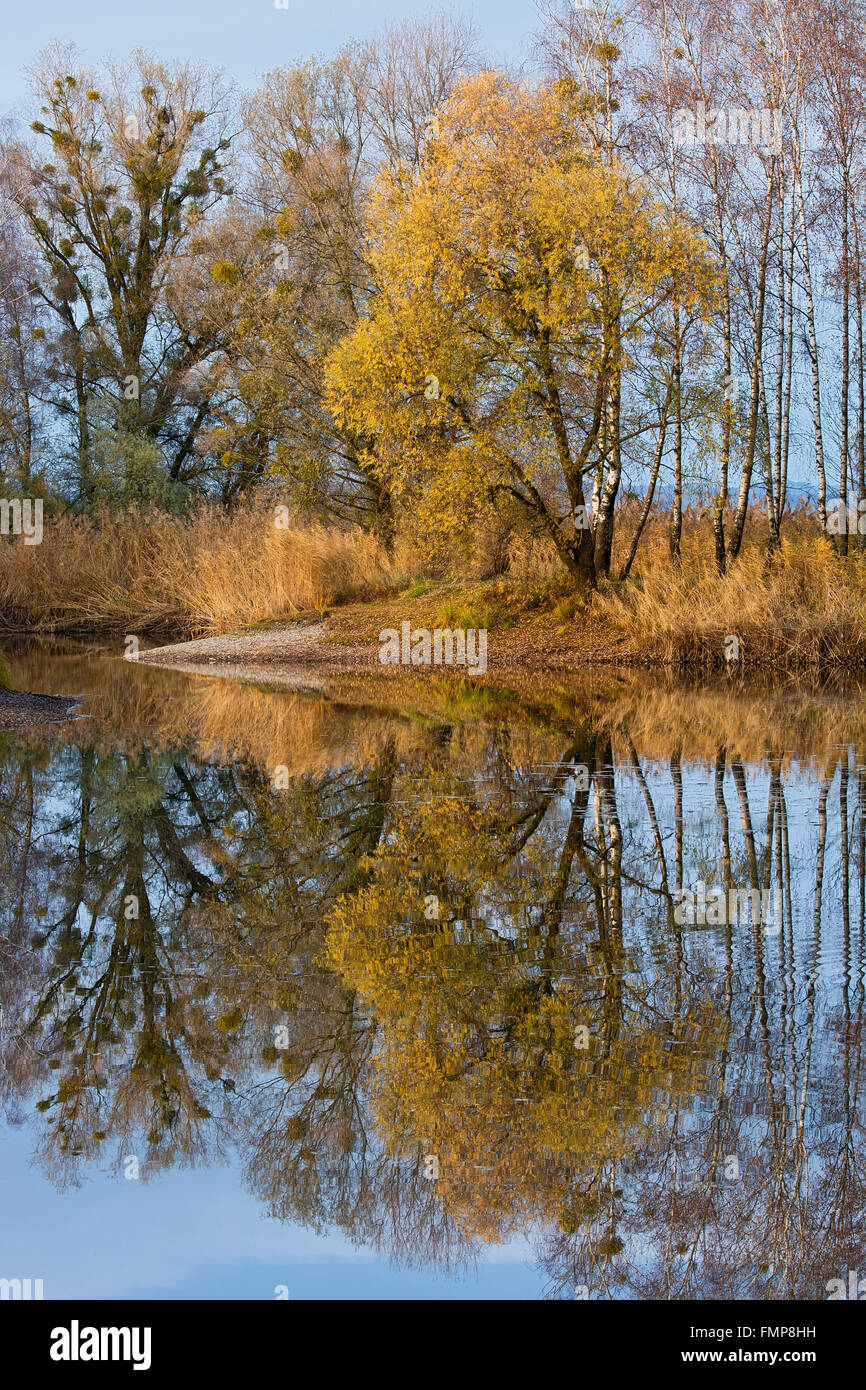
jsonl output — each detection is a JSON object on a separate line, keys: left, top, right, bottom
{"left": 6, "top": 506, "right": 866, "bottom": 673}
{"left": 137, "top": 608, "right": 637, "bottom": 675}
{"left": 0, "top": 689, "right": 82, "bottom": 729}
{"left": 137, "top": 554, "right": 866, "bottom": 677}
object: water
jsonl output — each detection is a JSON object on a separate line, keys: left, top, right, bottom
{"left": 1, "top": 646, "right": 864, "bottom": 1300}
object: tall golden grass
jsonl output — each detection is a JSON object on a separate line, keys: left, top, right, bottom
{"left": 0, "top": 506, "right": 405, "bottom": 636}
{"left": 4, "top": 499, "right": 866, "bottom": 669}
{"left": 594, "top": 525, "right": 866, "bottom": 668}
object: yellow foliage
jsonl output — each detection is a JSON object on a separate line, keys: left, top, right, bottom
{"left": 326, "top": 767, "right": 727, "bottom": 1241}
{"left": 326, "top": 72, "right": 719, "bottom": 571}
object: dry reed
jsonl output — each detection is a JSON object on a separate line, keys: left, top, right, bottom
{"left": 0, "top": 506, "right": 404, "bottom": 636}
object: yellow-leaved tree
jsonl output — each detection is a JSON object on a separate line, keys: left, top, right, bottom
{"left": 325, "top": 72, "right": 720, "bottom": 588}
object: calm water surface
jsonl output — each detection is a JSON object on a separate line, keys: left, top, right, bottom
{"left": 1, "top": 646, "right": 864, "bottom": 1299}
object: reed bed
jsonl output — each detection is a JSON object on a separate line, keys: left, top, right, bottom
{"left": 593, "top": 528, "right": 866, "bottom": 669}
{"left": 0, "top": 506, "right": 405, "bottom": 636}
{"left": 4, "top": 500, "right": 866, "bottom": 674}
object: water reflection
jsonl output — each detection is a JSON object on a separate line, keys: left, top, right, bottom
{"left": 1, "top": 649, "right": 865, "bottom": 1298}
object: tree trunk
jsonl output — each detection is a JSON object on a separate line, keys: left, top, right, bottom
{"left": 728, "top": 168, "right": 776, "bottom": 562}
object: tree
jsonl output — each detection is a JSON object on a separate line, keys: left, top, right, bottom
{"left": 227, "top": 16, "right": 477, "bottom": 536}
{"left": 326, "top": 73, "right": 719, "bottom": 589}
{"left": 6, "top": 47, "right": 234, "bottom": 506}
{"left": 0, "top": 219, "right": 47, "bottom": 492}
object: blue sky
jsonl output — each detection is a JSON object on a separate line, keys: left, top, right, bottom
{"left": 0, "top": 1122, "right": 543, "bottom": 1299}
{"left": 0, "top": 0, "right": 535, "bottom": 123}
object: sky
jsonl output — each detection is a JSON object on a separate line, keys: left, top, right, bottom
{"left": 0, "top": 0, "right": 536, "bottom": 125}
{"left": 0, "top": 1121, "right": 543, "bottom": 1299}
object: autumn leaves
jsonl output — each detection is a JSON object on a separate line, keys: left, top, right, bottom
{"left": 326, "top": 74, "right": 720, "bottom": 591}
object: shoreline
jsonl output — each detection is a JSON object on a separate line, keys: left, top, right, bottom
{"left": 134, "top": 613, "right": 866, "bottom": 679}
{"left": 10, "top": 593, "right": 866, "bottom": 687}
{"left": 136, "top": 621, "right": 644, "bottom": 676}
{"left": 0, "top": 690, "right": 83, "bottom": 730}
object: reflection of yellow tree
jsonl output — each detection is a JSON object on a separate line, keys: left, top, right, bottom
{"left": 326, "top": 771, "right": 727, "bottom": 1245}
{"left": 9, "top": 666, "right": 862, "bottom": 1293}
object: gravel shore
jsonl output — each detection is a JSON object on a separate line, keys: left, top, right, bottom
{"left": 138, "top": 622, "right": 377, "bottom": 673}
{"left": 0, "top": 690, "right": 83, "bottom": 729}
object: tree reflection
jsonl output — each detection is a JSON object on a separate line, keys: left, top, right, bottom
{"left": 0, "top": 661, "right": 864, "bottom": 1296}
